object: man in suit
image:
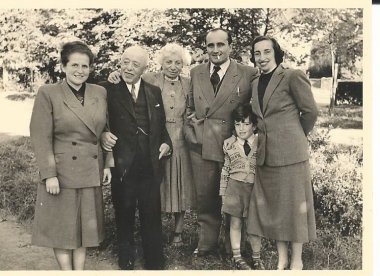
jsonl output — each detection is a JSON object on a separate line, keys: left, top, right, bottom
{"left": 100, "top": 45, "right": 172, "bottom": 270}
{"left": 184, "top": 28, "right": 259, "bottom": 256}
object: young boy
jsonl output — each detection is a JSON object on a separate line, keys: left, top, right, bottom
{"left": 219, "top": 103, "right": 259, "bottom": 270}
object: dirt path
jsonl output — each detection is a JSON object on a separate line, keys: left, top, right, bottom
{"left": 0, "top": 213, "right": 118, "bottom": 270}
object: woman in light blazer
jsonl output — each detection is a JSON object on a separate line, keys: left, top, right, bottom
{"left": 30, "top": 41, "right": 113, "bottom": 270}
{"left": 246, "top": 36, "right": 318, "bottom": 270}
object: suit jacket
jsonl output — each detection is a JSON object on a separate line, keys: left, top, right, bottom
{"left": 251, "top": 64, "right": 318, "bottom": 167}
{"left": 184, "top": 60, "right": 259, "bottom": 162}
{"left": 30, "top": 80, "right": 113, "bottom": 189}
{"left": 100, "top": 79, "right": 172, "bottom": 185}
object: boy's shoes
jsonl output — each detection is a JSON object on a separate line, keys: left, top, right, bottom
{"left": 232, "top": 257, "right": 251, "bottom": 270}
{"left": 252, "top": 258, "right": 265, "bottom": 270}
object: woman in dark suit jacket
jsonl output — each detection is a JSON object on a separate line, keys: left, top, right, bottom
{"left": 30, "top": 41, "right": 113, "bottom": 270}
{"left": 246, "top": 36, "right": 318, "bottom": 270}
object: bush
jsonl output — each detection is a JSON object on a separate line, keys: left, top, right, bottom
{"left": 309, "top": 128, "right": 362, "bottom": 237}
{"left": 335, "top": 81, "right": 362, "bottom": 106}
{"left": 0, "top": 137, "right": 39, "bottom": 221}
{"left": 6, "top": 93, "right": 35, "bottom": 102}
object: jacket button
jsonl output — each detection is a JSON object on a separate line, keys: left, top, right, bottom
{"left": 72, "top": 156, "right": 77, "bottom": 160}
{"left": 72, "top": 142, "right": 77, "bottom": 145}
{"left": 93, "top": 155, "right": 98, "bottom": 159}
{"left": 170, "top": 106, "right": 174, "bottom": 109}
{"left": 93, "top": 141, "right": 97, "bottom": 145}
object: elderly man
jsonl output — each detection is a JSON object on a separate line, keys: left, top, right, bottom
{"left": 184, "top": 28, "right": 259, "bottom": 257}
{"left": 100, "top": 45, "right": 172, "bottom": 270}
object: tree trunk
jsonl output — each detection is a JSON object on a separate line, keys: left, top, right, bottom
{"left": 30, "top": 68, "right": 34, "bottom": 92}
{"left": 2, "top": 66, "right": 9, "bottom": 91}
{"left": 329, "top": 63, "right": 339, "bottom": 115}
{"left": 328, "top": 44, "right": 338, "bottom": 116}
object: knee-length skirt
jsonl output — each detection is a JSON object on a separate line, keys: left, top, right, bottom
{"left": 32, "top": 184, "right": 105, "bottom": 249}
{"left": 246, "top": 160, "right": 316, "bottom": 243}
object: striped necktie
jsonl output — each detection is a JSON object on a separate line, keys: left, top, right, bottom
{"left": 210, "top": 65, "right": 221, "bottom": 95}
{"left": 130, "top": 84, "right": 136, "bottom": 102}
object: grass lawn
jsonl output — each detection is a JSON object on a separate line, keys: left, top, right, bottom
{"left": 0, "top": 136, "right": 362, "bottom": 270}
{"left": 317, "top": 105, "right": 363, "bottom": 129}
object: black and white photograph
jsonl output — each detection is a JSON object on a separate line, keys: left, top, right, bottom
{"left": 0, "top": 0, "right": 371, "bottom": 274}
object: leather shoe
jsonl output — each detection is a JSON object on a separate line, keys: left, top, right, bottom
{"left": 118, "top": 259, "right": 134, "bottom": 270}
{"left": 193, "top": 247, "right": 218, "bottom": 258}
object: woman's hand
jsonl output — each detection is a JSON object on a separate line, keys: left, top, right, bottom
{"left": 45, "top": 177, "right": 60, "bottom": 195}
{"left": 103, "top": 168, "right": 112, "bottom": 185}
{"left": 108, "top": 71, "right": 121, "bottom": 84}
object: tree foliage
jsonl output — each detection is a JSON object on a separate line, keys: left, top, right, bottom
{"left": 0, "top": 8, "right": 363, "bottom": 90}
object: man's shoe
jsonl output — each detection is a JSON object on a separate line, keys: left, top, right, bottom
{"left": 193, "top": 247, "right": 217, "bottom": 257}
{"left": 252, "top": 258, "right": 265, "bottom": 270}
{"left": 232, "top": 257, "right": 251, "bottom": 270}
{"left": 118, "top": 258, "right": 134, "bottom": 270}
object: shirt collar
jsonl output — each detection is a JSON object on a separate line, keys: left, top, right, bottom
{"left": 67, "top": 81, "right": 86, "bottom": 95}
{"left": 126, "top": 78, "right": 141, "bottom": 93}
{"left": 236, "top": 133, "right": 255, "bottom": 146}
{"left": 164, "top": 75, "right": 180, "bottom": 82}
{"left": 210, "top": 59, "right": 230, "bottom": 76}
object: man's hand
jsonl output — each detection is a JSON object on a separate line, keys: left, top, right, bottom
{"left": 158, "top": 143, "right": 171, "bottom": 160}
{"left": 108, "top": 71, "right": 122, "bottom": 84}
{"left": 101, "top": 132, "right": 118, "bottom": 151}
{"left": 102, "top": 168, "right": 112, "bottom": 185}
{"left": 45, "top": 177, "right": 60, "bottom": 195}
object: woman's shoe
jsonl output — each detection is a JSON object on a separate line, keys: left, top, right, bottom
{"left": 172, "top": 232, "right": 184, "bottom": 247}
{"left": 277, "top": 262, "right": 289, "bottom": 270}
{"left": 290, "top": 263, "right": 303, "bottom": 270}
{"left": 232, "top": 257, "right": 251, "bottom": 270}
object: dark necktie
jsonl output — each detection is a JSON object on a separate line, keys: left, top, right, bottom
{"left": 244, "top": 140, "right": 251, "bottom": 156}
{"left": 210, "top": 65, "right": 221, "bottom": 95}
{"left": 130, "top": 84, "right": 136, "bottom": 102}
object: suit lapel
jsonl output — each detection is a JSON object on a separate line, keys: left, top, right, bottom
{"left": 208, "top": 60, "right": 240, "bottom": 116}
{"left": 157, "top": 72, "right": 165, "bottom": 91}
{"left": 61, "top": 81, "right": 97, "bottom": 135}
{"left": 262, "top": 65, "right": 285, "bottom": 114}
{"left": 142, "top": 80, "right": 153, "bottom": 122}
{"left": 251, "top": 79, "right": 263, "bottom": 118}
{"left": 180, "top": 75, "right": 191, "bottom": 96}
{"left": 198, "top": 64, "right": 215, "bottom": 106}
{"left": 116, "top": 80, "right": 136, "bottom": 118}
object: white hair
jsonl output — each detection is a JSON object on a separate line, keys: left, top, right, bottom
{"left": 121, "top": 45, "right": 149, "bottom": 67}
{"left": 157, "top": 43, "right": 191, "bottom": 66}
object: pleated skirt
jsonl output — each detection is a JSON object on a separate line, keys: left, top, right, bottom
{"left": 32, "top": 184, "right": 105, "bottom": 249}
{"left": 160, "top": 144, "right": 195, "bottom": 213}
{"left": 246, "top": 160, "right": 316, "bottom": 242}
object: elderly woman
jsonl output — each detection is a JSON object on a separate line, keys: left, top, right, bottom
{"left": 246, "top": 36, "right": 318, "bottom": 270}
{"left": 108, "top": 43, "right": 195, "bottom": 246}
{"left": 30, "top": 41, "right": 112, "bottom": 270}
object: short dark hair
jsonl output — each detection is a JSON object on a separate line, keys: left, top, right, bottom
{"left": 231, "top": 103, "right": 257, "bottom": 125}
{"left": 251, "top": 36, "right": 284, "bottom": 66}
{"left": 205, "top": 28, "right": 233, "bottom": 45}
{"left": 60, "top": 41, "right": 94, "bottom": 66}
